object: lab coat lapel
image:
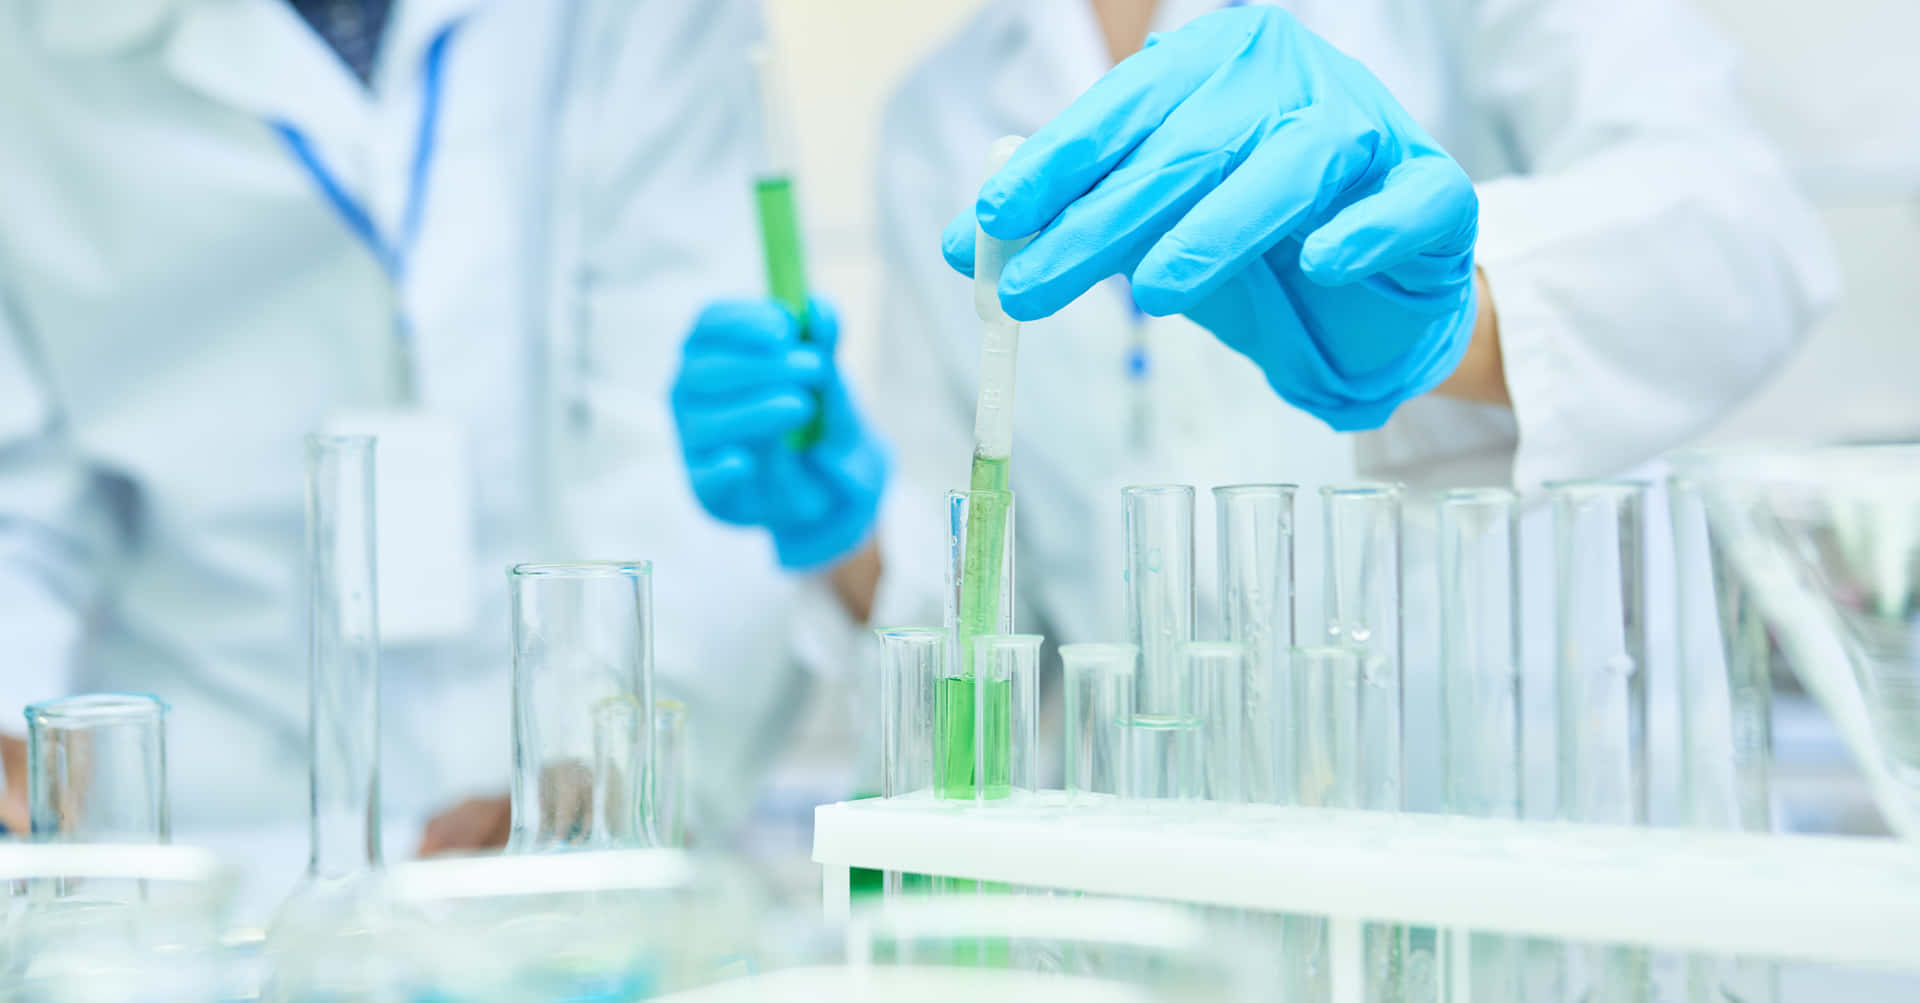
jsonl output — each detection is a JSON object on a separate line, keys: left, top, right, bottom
{"left": 161, "top": 0, "right": 371, "bottom": 160}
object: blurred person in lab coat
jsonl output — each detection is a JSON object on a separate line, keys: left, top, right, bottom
{"left": 0, "top": 0, "right": 853, "bottom": 888}
{"left": 668, "top": 0, "right": 1838, "bottom": 808}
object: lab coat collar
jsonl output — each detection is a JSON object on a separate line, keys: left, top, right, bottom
{"left": 158, "top": 0, "right": 487, "bottom": 156}
{"left": 986, "top": 0, "right": 1110, "bottom": 133}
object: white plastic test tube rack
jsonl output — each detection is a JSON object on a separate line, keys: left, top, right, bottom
{"left": 814, "top": 795, "right": 1920, "bottom": 999}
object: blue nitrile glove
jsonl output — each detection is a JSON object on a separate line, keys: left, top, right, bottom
{"left": 942, "top": 6, "right": 1478, "bottom": 431}
{"left": 671, "top": 298, "right": 889, "bottom": 570}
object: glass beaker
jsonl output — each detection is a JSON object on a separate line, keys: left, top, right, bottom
{"left": 1214, "top": 485, "right": 1297, "bottom": 806}
{"left": 509, "top": 561, "right": 656, "bottom": 852}
{"left": 878, "top": 627, "right": 943, "bottom": 898}
{"left": 25, "top": 694, "right": 168, "bottom": 845}
{"left": 1125, "top": 485, "right": 1197, "bottom": 800}
{"left": 1063, "top": 643, "right": 1137, "bottom": 803}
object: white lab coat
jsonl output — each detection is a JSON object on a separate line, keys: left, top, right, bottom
{"left": 864, "top": 0, "right": 1837, "bottom": 812}
{"left": 0, "top": 0, "right": 812, "bottom": 879}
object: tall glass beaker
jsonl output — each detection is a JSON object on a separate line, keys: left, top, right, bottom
{"left": 1437, "top": 489, "right": 1522, "bottom": 1003}
{"left": 509, "top": 561, "right": 655, "bottom": 852}
{"left": 1551, "top": 480, "right": 1651, "bottom": 1003}
{"left": 1215, "top": 485, "right": 1296, "bottom": 806}
{"left": 1126, "top": 485, "right": 1196, "bottom": 800}
{"left": 942, "top": 491, "right": 1014, "bottom": 801}
{"left": 25, "top": 693, "right": 169, "bottom": 844}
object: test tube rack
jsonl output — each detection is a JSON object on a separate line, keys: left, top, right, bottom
{"left": 814, "top": 794, "right": 1920, "bottom": 999}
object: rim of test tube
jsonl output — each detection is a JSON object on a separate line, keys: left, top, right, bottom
{"left": 946, "top": 488, "right": 1013, "bottom": 499}
{"left": 304, "top": 432, "right": 376, "bottom": 449}
{"left": 1437, "top": 486, "right": 1518, "bottom": 504}
{"left": 874, "top": 626, "right": 947, "bottom": 641}
{"left": 509, "top": 560, "right": 651, "bottom": 577}
{"left": 1319, "top": 482, "right": 1403, "bottom": 499}
{"left": 1059, "top": 643, "right": 1139, "bottom": 672}
{"left": 1542, "top": 478, "right": 1651, "bottom": 494}
{"left": 25, "top": 692, "right": 168, "bottom": 727}
{"left": 1289, "top": 644, "right": 1365, "bottom": 663}
{"left": 1213, "top": 483, "right": 1299, "bottom": 497}
{"left": 1121, "top": 483, "right": 1197, "bottom": 496}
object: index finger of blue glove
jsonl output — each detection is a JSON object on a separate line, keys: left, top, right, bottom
{"left": 975, "top": 16, "right": 1245, "bottom": 241}
{"left": 1300, "top": 155, "right": 1477, "bottom": 286}
{"left": 676, "top": 392, "right": 816, "bottom": 453}
{"left": 941, "top": 211, "right": 978, "bottom": 278}
{"left": 802, "top": 297, "right": 842, "bottom": 350}
{"left": 675, "top": 350, "right": 827, "bottom": 401}
{"left": 686, "top": 299, "right": 799, "bottom": 355}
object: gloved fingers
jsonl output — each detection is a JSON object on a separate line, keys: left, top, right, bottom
{"left": 941, "top": 212, "right": 978, "bottom": 277}
{"left": 685, "top": 299, "right": 799, "bottom": 354}
{"left": 676, "top": 392, "right": 817, "bottom": 453}
{"left": 801, "top": 297, "right": 842, "bottom": 350}
{"left": 762, "top": 446, "right": 833, "bottom": 524}
{"left": 674, "top": 350, "right": 827, "bottom": 401}
{"left": 997, "top": 131, "right": 1233, "bottom": 321}
{"left": 685, "top": 448, "right": 761, "bottom": 524}
{"left": 1132, "top": 107, "right": 1384, "bottom": 315}
{"left": 974, "top": 19, "right": 1234, "bottom": 241}
{"left": 1300, "top": 155, "right": 1476, "bottom": 286}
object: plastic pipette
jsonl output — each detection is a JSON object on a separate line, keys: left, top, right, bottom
{"left": 750, "top": 44, "right": 823, "bottom": 447}
{"left": 954, "top": 137, "right": 1029, "bottom": 699}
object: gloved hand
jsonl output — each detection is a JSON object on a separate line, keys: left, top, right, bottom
{"left": 671, "top": 298, "right": 889, "bottom": 570}
{"left": 943, "top": 6, "right": 1479, "bottom": 431}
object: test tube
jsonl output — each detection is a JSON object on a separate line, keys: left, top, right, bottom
{"left": 943, "top": 490, "right": 1015, "bottom": 801}
{"left": 508, "top": 561, "right": 655, "bottom": 852}
{"left": 1670, "top": 477, "right": 1779, "bottom": 1003}
{"left": 1184, "top": 642, "right": 1249, "bottom": 804}
{"left": 26, "top": 693, "right": 169, "bottom": 843}
{"left": 1321, "top": 485, "right": 1413, "bottom": 1003}
{"left": 1320, "top": 485, "right": 1402, "bottom": 812}
{"left": 1063, "top": 644, "right": 1138, "bottom": 802}
{"left": 1437, "top": 489, "right": 1522, "bottom": 1003}
{"left": 749, "top": 43, "right": 822, "bottom": 446}
{"left": 1125, "top": 485, "right": 1196, "bottom": 800}
{"left": 967, "top": 634, "right": 1042, "bottom": 801}
{"left": 652, "top": 699, "right": 689, "bottom": 848}
{"left": 590, "top": 696, "right": 644, "bottom": 847}
{"left": 1215, "top": 485, "right": 1297, "bottom": 805}
{"left": 303, "top": 434, "right": 381, "bottom": 879}
{"left": 878, "top": 627, "right": 944, "bottom": 899}
{"left": 1290, "top": 646, "right": 1361, "bottom": 1003}
{"left": 1551, "top": 480, "right": 1651, "bottom": 1003}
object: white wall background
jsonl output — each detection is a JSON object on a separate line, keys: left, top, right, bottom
{"left": 762, "top": 0, "right": 1920, "bottom": 446}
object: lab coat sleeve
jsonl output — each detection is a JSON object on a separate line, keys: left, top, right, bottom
{"left": 1360, "top": 0, "right": 1840, "bottom": 492}
{"left": 0, "top": 293, "right": 120, "bottom": 732}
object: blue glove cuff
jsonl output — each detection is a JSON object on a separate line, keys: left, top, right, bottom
{"left": 1281, "top": 278, "right": 1478, "bottom": 432}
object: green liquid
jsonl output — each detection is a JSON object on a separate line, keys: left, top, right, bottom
{"left": 934, "top": 675, "right": 1012, "bottom": 799}
{"left": 754, "top": 176, "right": 823, "bottom": 447}
{"left": 957, "top": 454, "right": 1012, "bottom": 675}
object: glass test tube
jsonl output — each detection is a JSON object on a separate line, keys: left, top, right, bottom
{"left": 1321, "top": 485, "right": 1402, "bottom": 812}
{"left": 1322, "top": 485, "right": 1414, "bottom": 1003}
{"left": 1125, "top": 485, "right": 1196, "bottom": 800}
{"left": 1670, "top": 477, "right": 1779, "bottom": 1003}
{"left": 943, "top": 491, "right": 1014, "bottom": 801}
{"left": 1437, "top": 489, "right": 1523, "bottom": 1003}
{"left": 1063, "top": 644, "right": 1138, "bottom": 802}
{"left": 878, "top": 627, "right": 943, "bottom": 899}
{"left": 1552, "top": 481, "right": 1651, "bottom": 1003}
{"left": 652, "top": 699, "right": 689, "bottom": 848}
{"left": 1215, "top": 485, "right": 1297, "bottom": 806}
{"left": 589, "top": 696, "right": 645, "bottom": 847}
{"left": 1184, "top": 642, "right": 1249, "bottom": 804}
{"left": 1551, "top": 481, "right": 1648, "bottom": 826}
{"left": 508, "top": 562, "right": 655, "bottom": 852}
{"left": 26, "top": 693, "right": 169, "bottom": 844}
{"left": 303, "top": 434, "right": 381, "bottom": 880}
{"left": 964, "top": 634, "right": 1041, "bottom": 800}
{"left": 1291, "top": 646, "right": 1361, "bottom": 1003}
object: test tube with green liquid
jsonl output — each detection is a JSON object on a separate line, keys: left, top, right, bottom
{"left": 750, "top": 45, "right": 822, "bottom": 447}
{"left": 942, "top": 490, "right": 1015, "bottom": 800}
